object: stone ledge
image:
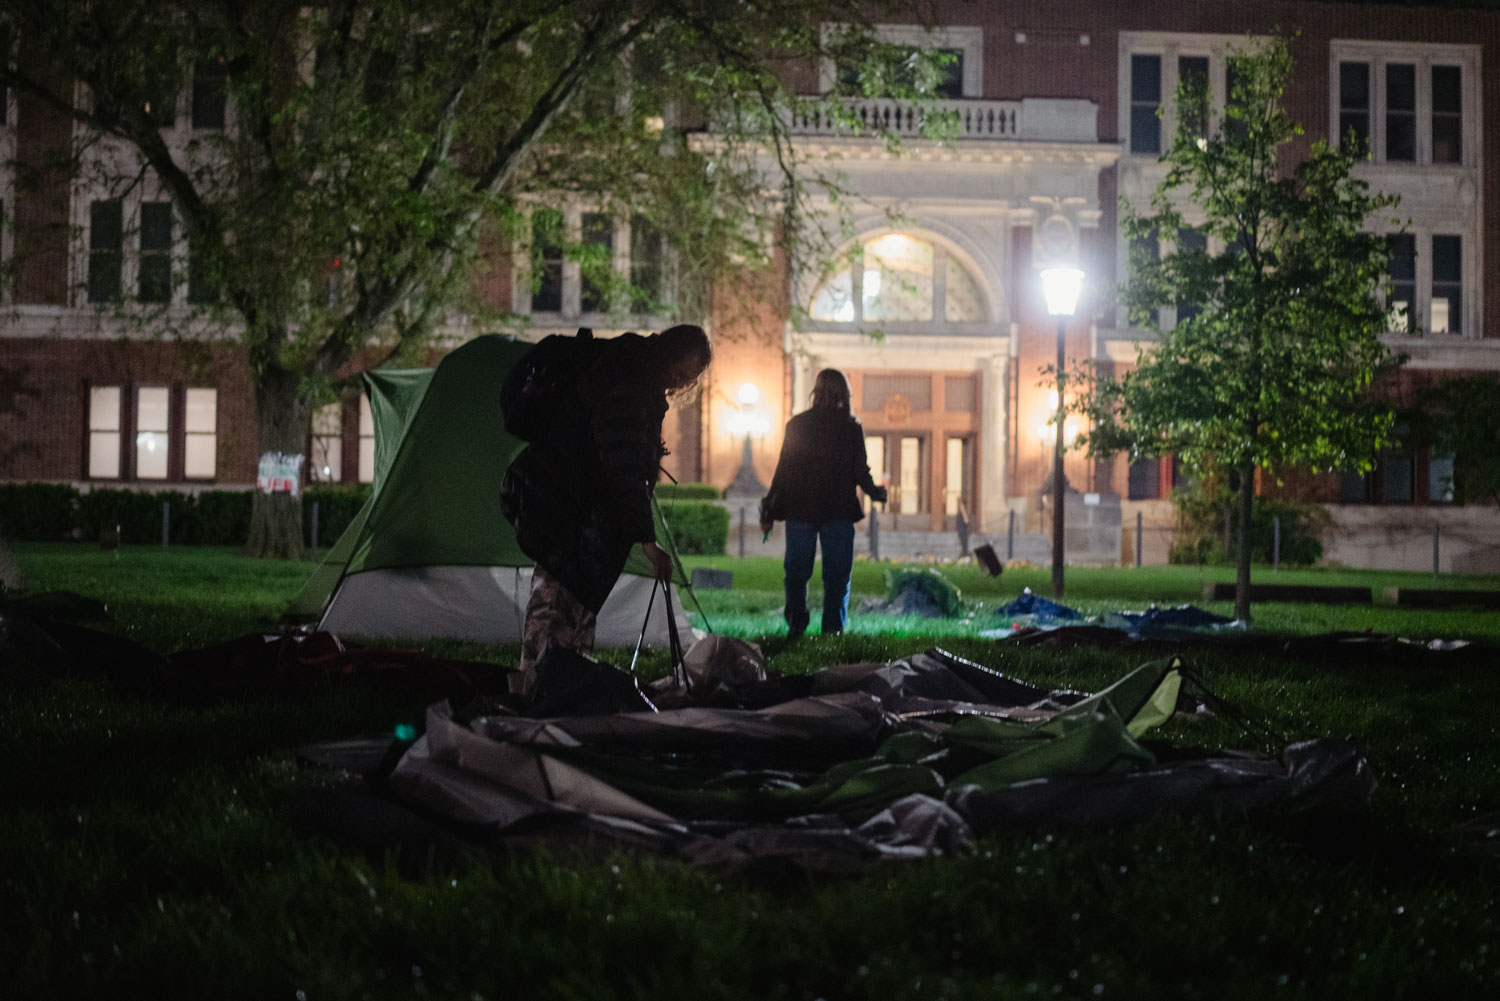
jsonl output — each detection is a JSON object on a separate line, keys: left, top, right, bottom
{"left": 1201, "top": 582, "right": 1372, "bottom": 605}
{"left": 1380, "top": 587, "right": 1500, "bottom": 610}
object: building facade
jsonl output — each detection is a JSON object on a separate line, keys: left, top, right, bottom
{"left": 3, "top": 1, "right": 1498, "bottom": 571}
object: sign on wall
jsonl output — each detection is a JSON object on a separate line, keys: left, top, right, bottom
{"left": 256, "top": 452, "right": 304, "bottom": 496}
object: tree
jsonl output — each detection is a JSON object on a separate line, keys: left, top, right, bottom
{"left": 1084, "top": 35, "right": 1401, "bottom": 620}
{"left": 0, "top": 0, "right": 943, "bottom": 556}
{"left": 1410, "top": 375, "right": 1500, "bottom": 508}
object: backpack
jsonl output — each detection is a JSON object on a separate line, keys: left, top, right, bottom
{"left": 500, "top": 327, "right": 594, "bottom": 442}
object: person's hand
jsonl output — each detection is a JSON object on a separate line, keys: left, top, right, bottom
{"left": 869, "top": 485, "right": 889, "bottom": 505}
{"left": 642, "top": 541, "right": 674, "bottom": 581}
{"left": 759, "top": 515, "right": 774, "bottom": 535}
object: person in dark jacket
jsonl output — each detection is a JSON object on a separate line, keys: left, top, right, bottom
{"left": 501, "top": 324, "right": 711, "bottom": 690}
{"left": 759, "top": 368, "right": 887, "bottom": 637}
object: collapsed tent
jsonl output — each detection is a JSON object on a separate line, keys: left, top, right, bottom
{"left": 319, "top": 646, "right": 1375, "bottom": 872}
{"left": 286, "top": 335, "right": 695, "bottom": 647}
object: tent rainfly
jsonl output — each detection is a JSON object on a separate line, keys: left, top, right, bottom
{"left": 286, "top": 335, "right": 696, "bottom": 648}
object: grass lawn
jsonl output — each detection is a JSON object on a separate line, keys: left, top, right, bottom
{"left": 4, "top": 543, "right": 1499, "bottom": 999}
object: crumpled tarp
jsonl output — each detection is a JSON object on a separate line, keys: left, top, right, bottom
{"left": 372, "top": 647, "right": 1374, "bottom": 872}
{"left": 993, "top": 587, "right": 1081, "bottom": 621}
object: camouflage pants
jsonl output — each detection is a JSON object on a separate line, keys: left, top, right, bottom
{"left": 518, "top": 565, "right": 598, "bottom": 692}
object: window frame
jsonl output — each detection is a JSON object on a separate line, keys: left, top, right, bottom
{"left": 1118, "top": 33, "right": 1260, "bottom": 161}
{"left": 818, "top": 24, "right": 983, "bottom": 99}
{"left": 516, "top": 203, "right": 676, "bottom": 322}
{"left": 1328, "top": 40, "right": 1478, "bottom": 168}
{"left": 804, "top": 230, "right": 993, "bottom": 333}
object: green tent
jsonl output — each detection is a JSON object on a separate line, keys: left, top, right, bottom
{"left": 287, "top": 334, "right": 694, "bottom": 648}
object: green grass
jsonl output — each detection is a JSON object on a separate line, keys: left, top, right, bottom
{"left": 4, "top": 544, "right": 1500, "bottom": 999}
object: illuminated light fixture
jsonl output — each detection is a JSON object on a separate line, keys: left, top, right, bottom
{"left": 1040, "top": 267, "right": 1084, "bottom": 317}
{"left": 737, "top": 382, "right": 760, "bottom": 406}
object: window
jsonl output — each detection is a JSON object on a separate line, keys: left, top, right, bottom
{"left": 1338, "top": 62, "right": 1371, "bottom": 151}
{"left": 1128, "top": 457, "right": 1162, "bottom": 500}
{"left": 807, "top": 234, "right": 987, "bottom": 327}
{"left": 1429, "top": 450, "right": 1455, "bottom": 503}
{"left": 579, "top": 212, "right": 612, "bottom": 313}
{"left": 1432, "top": 65, "right": 1462, "bottom": 164}
{"left": 1387, "top": 234, "right": 1415, "bottom": 333}
{"left": 1177, "top": 55, "right": 1210, "bottom": 142}
{"left": 1174, "top": 228, "right": 1206, "bottom": 325}
{"left": 530, "top": 209, "right": 563, "bottom": 313}
{"left": 1339, "top": 470, "right": 1370, "bottom": 503}
{"left": 1129, "top": 228, "right": 1160, "bottom": 326}
{"left": 821, "top": 25, "right": 982, "bottom": 99}
{"left": 88, "top": 199, "right": 123, "bottom": 303}
{"left": 1331, "top": 44, "right": 1472, "bottom": 165}
{"left": 88, "top": 386, "right": 122, "bottom": 479}
{"left": 184, "top": 388, "right": 217, "bottom": 479}
{"left": 135, "top": 387, "right": 170, "bottom": 480}
{"left": 139, "top": 202, "right": 172, "bottom": 303}
{"left": 1130, "top": 54, "right": 1162, "bottom": 154}
{"left": 838, "top": 46, "right": 963, "bottom": 99}
{"left": 357, "top": 395, "right": 375, "bottom": 483}
{"left": 1431, "top": 235, "right": 1461, "bottom": 334}
{"left": 187, "top": 234, "right": 221, "bottom": 305}
{"left": 309, "top": 402, "right": 343, "bottom": 483}
{"left": 144, "top": 51, "right": 178, "bottom": 127}
{"left": 629, "top": 215, "right": 665, "bottom": 311}
{"left": 1385, "top": 64, "right": 1416, "bottom": 162}
{"left": 192, "top": 59, "right": 227, "bottom": 129}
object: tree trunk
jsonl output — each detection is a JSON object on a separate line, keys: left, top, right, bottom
{"left": 1234, "top": 463, "right": 1255, "bottom": 622}
{"left": 245, "top": 364, "right": 309, "bottom": 559}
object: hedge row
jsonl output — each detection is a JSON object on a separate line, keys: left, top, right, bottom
{"left": 1, "top": 481, "right": 730, "bottom": 555}
{"left": 654, "top": 482, "right": 723, "bottom": 501}
{"left": 0, "top": 483, "right": 370, "bottom": 546}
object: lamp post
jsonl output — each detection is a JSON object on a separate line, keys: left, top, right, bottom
{"left": 1041, "top": 267, "right": 1083, "bottom": 599}
{"left": 725, "top": 382, "right": 770, "bottom": 555}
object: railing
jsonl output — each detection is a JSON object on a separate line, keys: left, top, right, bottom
{"left": 786, "top": 98, "right": 1023, "bottom": 140}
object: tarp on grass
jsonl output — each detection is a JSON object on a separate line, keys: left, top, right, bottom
{"left": 358, "top": 647, "right": 1375, "bottom": 872}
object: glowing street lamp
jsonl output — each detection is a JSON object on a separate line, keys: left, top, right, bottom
{"left": 1041, "top": 267, "right": 1083, "bottom": 599}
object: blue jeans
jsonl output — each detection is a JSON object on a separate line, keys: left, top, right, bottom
{"left": 784, "top": 520, "right": 855, "bottom": 635}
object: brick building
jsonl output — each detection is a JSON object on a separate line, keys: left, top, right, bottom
{"left": 3, "top": 1, "right": 1498, "bottom": 570}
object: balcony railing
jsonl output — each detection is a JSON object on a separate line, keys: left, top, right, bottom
{"left": 786, "top": 98, "right": 1022, "bottom": 140}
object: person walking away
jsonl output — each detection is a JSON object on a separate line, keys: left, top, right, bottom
{"left": 501, "top": 324, "right": 712, "bottom": 694}
{"left": 759, "top": 368, "right": 886, "bottom": 636}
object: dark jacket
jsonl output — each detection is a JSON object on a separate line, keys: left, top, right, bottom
{"left": 764, "top": 406, "right": 883, "bottom": 524}
{"left": 500, "top": 333, "right": 666, "bottom": 612}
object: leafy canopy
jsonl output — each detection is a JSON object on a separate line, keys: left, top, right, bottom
{"left": 1085, "top": 34, "right": 1401, "bottom": 484}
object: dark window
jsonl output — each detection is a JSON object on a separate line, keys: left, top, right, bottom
{"left": 1177, "top": 56, "right": 1210, "bottom": 142}
{"left": 1385, "top": 63, "right": 1415, "bottom": 162}
{"left": 88, "top": 200, "right": 123, "bottom": 303}
{"left": 1432, "top": 65, "right": 1462, "bottom": 164}
{"left": 530, "top": 209, "right": 563, "bottom": 313}
{"left": 1338, "top": 61, "right": 1370, "bottom": 152}
{"left": 1224, "top": 59, "right": 1249, "bottom": 144}
{"left": 192, "top": 60, "right": 227, "bottom": 129}
{"left": 138, "top": 202, "right": 173, "bottom": 303}
{"left": 630, "top": 214, "right": 664, "bottom": 311}
{"left": 0, "top": 26, "right": 8, "bottom": 126}
{"left": 579, "top": 212, "right": 612, "bottom": 313}
{"left": 1387, "top": 234, "right": 1415, "bottom": 333}
{"left": 1429, "top": 450, "right": 1455, "bottom": 503}
{"left": 1382, "top": 455, "right": 1414, "bottom": 504}
{"left": 1130, "top": 54, "right": 1162, "bottom": 154}
{"left": 363, "top": 48, "right": 398, "bottom": 107}
{"left": 187, "top": 234, "right": 221, "bottom": 305}
{"left": 1340, "top": 470, "right": 1370, "bottom": 503}
{"left": 1128, "top": 457, "right": 1161, "bottom": 500}
{"left": 1130, "top": 228, "right": 1159, "bottom": 325}
{"left": 1174, "top": 227, "right": 1206, "bottom": 325}
{"left": 1432, "top": 235, "right": 1461, "bottom": 334}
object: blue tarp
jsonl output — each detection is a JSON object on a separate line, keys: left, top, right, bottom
{"left": 995, "top": 588, "right": 1081, "bottom": 621}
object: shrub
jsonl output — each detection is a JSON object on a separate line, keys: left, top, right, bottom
{"left": 662, "top": 501, "right": 729, "bottom": 555}
{"left": 655, "top": 482, "right": 723, "bottom": 501}
{"left": 302, "top": 485, "right": 372, "bottom": 545}
{"left": 77, "top": 488, "right": 197, "bottom": 545}
{"left": 189, "top": 491, "right": 254, "bottom": 545}
{"left": 1169, "top": 485, "right": 1328, "bottom": 566}
{"left": 884, "top": 567, "right": 963, "bottom": 618}
{"left": 0, "top": 482, "right": 80, "bottom": 541}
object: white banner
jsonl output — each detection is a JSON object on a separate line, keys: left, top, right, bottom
{"left": 256, "top": 451, "right": 304, "bottom": 496}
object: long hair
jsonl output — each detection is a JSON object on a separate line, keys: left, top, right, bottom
{"left": 810, "top": 368, "right": 851, "bottom": 412}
